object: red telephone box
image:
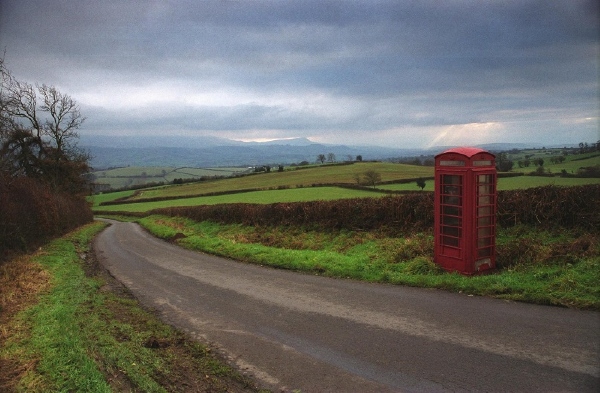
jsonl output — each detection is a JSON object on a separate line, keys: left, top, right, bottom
{"left": 434, "top": 147, "right": 497, "bottom": 274}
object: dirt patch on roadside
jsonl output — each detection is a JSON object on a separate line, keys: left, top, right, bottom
{"left": 171, "top": 232, "right": 188, "bottom": 242}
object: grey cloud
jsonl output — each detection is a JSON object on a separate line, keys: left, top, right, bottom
{"left": 1, "top": 0, "right": 597, "bottom": 147}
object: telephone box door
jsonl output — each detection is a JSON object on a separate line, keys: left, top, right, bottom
{"left": 474, "top": 173, "right": 496, "bottom": 271}
{"left": 439, "top": 174, "right": 463, "bottom": 259}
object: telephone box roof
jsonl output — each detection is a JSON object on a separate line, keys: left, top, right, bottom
{"left": 435, "top": 147, "right": 494, "bottom": 158}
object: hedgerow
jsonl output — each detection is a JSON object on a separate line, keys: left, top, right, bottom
{"left": 150, "top": 184, "right": 599, "bottom": 234}
{"left": 0, "top": 174, "right": 93, "bottom": 258}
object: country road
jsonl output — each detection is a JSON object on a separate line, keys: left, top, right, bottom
{"left": 94, "top": 220, "right": 600, "bottom": 392}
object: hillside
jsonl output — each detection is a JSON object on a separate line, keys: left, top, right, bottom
{"left": 84, "top": 142, "right": 426, "bottom": 169}
{"left": 91, "top": 162, "right": 433, "bottom": 212}
{"left": 82, "top": 134, "right": 549, "bottom": 169}
{"left": 131, "top": 162, "right": 432, "bottom": 200}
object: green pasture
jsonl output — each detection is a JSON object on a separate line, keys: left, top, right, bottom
{"left": 506, "top": 151, "right": 599, "bottom": 173}
{"left": 93, "top": 186, "right": 385, "bottom": 213}
{"left": 497, "top": 176, "right": 600, "bottom": 190}
{"left": 379, "top": 181, "right": 435, "bottom": 192}
{"left": 132, "top": 162, "right": 433, "bottom": 200}
{"left": 541, "top": 154, "right": 599, "bottom": 174}
{"left": 92, "top": 166, "right": 251, "bottom": 189}
{"left": 89, "top": 190, "right": 136, "bottom": 207}
{"left": 94, "top": 166, "right": 248, "bottom": 178}
{"left": 91, "top": 158, "right": 600, "bottom": 212}
{"left": 370, "top": 175, "right": 600, "bottom": 192}
{"left": 94, "top": 166, "right": 174, "bottom": 177}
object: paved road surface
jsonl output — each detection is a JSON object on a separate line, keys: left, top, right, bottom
{"left": 94, "top": 220, "right": 600, "bottom": 392}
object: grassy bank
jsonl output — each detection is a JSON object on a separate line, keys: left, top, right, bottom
{"left": 137, "top": 215, "right": 600, "bottom": 310}
{"left": 0, "top": 222, "right": 262, "bottom": 392}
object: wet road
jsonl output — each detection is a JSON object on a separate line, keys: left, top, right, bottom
{"left": 94, "top": 220, "right": 600, "bottom": 392}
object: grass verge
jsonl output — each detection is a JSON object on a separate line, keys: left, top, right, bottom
{"left": 0, "top": 222, "right": 263, "bottom": 392}
{"left": 137, "top": 215, "right": 600, "bottom": 310}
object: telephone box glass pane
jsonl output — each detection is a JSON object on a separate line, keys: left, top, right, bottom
{"left": 478, "top": 174, "right": 492, "bottom": 183}
{"left": 442, "top": 206, "right": 461, "bottom": 217}
{"left": 443, "top": 175, "right": 462, "bottom": 185}
{"left": 443, "top": 212, "right": 461, "bottom": 225}
{"left": 478, "top": 227, "right": 491, "bottom": 238}
{"left": 479, "top": 185, "right": 492, "bottom": 195}
{"left": 478, "top": 236, "right": 492, "bottom": 248}
{"left": 478, "top": 195, "right": 492, "bottom": 205}
{"left": 442, "top": 237, "right": 460, "bottom": 247}
{"left": 478, "top": 248, "right": 492, "bottom": 257}
{"left": 478, "top": 206, "right": 492, "bottom": 216}
{"left": 443, "top": 226, "right": 461, "bottom": 237}
{"left": 478, "top": 216, "right": 491, "bottom": 226}
{"left": 443, "top": 193, "right": 462, "bottom": 205}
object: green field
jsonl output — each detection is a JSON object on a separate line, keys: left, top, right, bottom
{"left": 94, "top": 186, "right": 384, "bottom": 212}
{"left": 131, "top": 162, "right": 433, "bottom": 200}
{"left": 90, "top": 152, "right": 599, "bottom": 191}
{"left": 496, "top": 176, "right": 600, "bottom": 190}
{"left": 92, "top": 160, "right": 600, "bottom": 213}
{"left": 90, "top": 190, "right": 136, "bottom": 207}
{"left": 92, "top": 166, "right": 252, "bottom": 189}
{"left": 379, "top": 181, "right": 435, "bottom": 192}
{"left": 506, "top": 151, "right": 599, "bottom": 174}
{"left": 542, "top": 154, "right": 599, "bottom": 173}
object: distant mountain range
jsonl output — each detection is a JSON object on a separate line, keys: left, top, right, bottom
{"left": 79, "top": 135, "right": 549, "bottom": 169}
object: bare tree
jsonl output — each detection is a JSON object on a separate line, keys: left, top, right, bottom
{"left": 1, "top": 58, "right": 89, "bottom": 193}
{"left": 317, "top": 154, "right": 326, "bottom": 164}
{"left": 1, "top": 60, "right": 43, "bottom": 139}
{"left": 39, "top": 84, "right": 85, "bottom": 154}
{"left": 327, "top": 152, "right": 336, "bottom": 163}
{"left": 1, "top": 59, "right": 84, "bottom": 157}
{"left": 363, "top": 170, "right": 381, "bottom": 188}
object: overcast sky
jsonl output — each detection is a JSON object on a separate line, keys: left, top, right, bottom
{"left": 1, "top": 0, "right": 598, "bottom": 148}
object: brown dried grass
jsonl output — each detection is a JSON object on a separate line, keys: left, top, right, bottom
{"left": 0, "top": 253, "right": 51, "bottom": 392}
